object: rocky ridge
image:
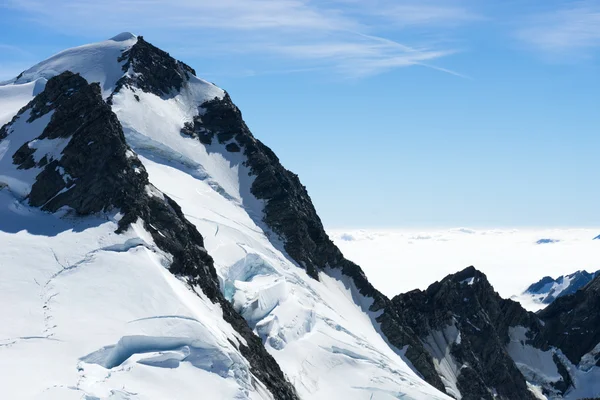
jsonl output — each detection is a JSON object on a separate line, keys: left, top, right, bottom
{"left": 0, "top": 70, "right": 299, "bottom": 400}
{"left": 524, "top": 270, "right": 600, "bottom": 305}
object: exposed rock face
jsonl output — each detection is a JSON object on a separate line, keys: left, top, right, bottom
{"left": 1, "top": 71, "right": 299, "bottom": 400}
{"left": 536, "top": 238, "right": 560, "bottom": 244}
{"left": 377, "top": 305, "right": 447, "bottom": 393}
{"left": 537, "top": 275, "right": 600, "bottom": 365}
{"left": 109, "top": 35, "right": 196, "bottom": 102}
{"left": 186, "top": 93, "right": 364, "bottom": 283}
{"left": 383, "top": 267, "right": 540, "bottom": 400}
{"left": 379, "top": 267, "right": 600, "bottom": 399}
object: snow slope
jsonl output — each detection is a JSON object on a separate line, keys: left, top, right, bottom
{"left": 111, "top": 87, "right": 449, "bottom": 399}
{"left": 0, "top": 34, "right": 450, "bottom": 399}
{"left": 0, "top": 79, "right": 47, "bottom": 126}
{"left": 0, "top": 76, "right": 275, "bottom": 399}
{"left": 5, "top": 33, "right": 137, "bottom": 98}
{"left": 0, "top": 192, "right": 272, "bottom": 400}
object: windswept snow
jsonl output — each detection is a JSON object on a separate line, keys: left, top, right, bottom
{"left": 507, "top": 326, "right": 561, "bottom": 384}
{"left": 0, "top": 78, "right": 47, "bottom": 126}
{"left": 0, "top": 34, "right": 139, "bottom": 130}
{"left": 0, "top": 192, "right": 272, "bottom": 399}
{"left": 8, "top": 34, "right": 137, "bottom": 98}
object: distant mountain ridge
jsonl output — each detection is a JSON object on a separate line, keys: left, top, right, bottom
{"left": 385, "top": 266, "right": 600, "bottom": 399}
{"left": 524, "top": 270, "right": 600, "bottom": 305}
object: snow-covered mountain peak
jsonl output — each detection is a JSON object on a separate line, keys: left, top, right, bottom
{"left": 7, "top": 33, "right": 599, "bottom": 400}
{"left": 0, "top": 35, "right": 452, "bottom": 399}
{"left": 4, "top": 32, "right": 222, "bottom": 105}
{"left": 110, "top": 32, "right": 138, "bottom": 42}
{"left": 10, "top": 35, "right": 136, "bottom": 97}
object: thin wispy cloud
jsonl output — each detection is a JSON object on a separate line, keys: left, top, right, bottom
{"left": 517, "top": 0, "right": 600, "bottom": 57}
{"left": 347, "top": 1, "right": 482, "bottom": 27}
{"left": 0, "top": 44, "right": 33, "bottom": 57}
{"left": 2, "top": 0, "right": 477, "bottom": 77}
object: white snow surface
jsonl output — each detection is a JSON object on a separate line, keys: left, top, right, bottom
{"left": 329, "top": 228, "right": 600, "bottom": 311}
{"left": 507, "top": 326, "right": 561, "bottom": 384}
{"left": 7, "top": 34, "right": 136, "bottom": 98}
{"left": 0, "top": 36, "right": 450, "bottom": 399}
{"left": 0, "top": 194, "right": 273, "bottom": 399}
{"left": 0, "top": 78, "right": 47, "bottom": 126}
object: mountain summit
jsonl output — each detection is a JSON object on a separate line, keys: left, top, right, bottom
{"left": 1, "top": 34, "right": 599, "bottom": 400}
{"left": 0, "top": 34, "right": 446, "bottom": 400}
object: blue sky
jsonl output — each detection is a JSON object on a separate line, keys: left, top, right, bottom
{"left": 1, "top": 0, "right": 599, "bottom": 228}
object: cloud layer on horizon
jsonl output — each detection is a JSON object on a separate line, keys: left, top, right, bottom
{"left": 329, "top": 227, "right": 600, "bottom": 310}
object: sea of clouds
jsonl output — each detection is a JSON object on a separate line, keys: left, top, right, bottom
{"left": 328, "top": 228, "right": 600, "bottom": 309}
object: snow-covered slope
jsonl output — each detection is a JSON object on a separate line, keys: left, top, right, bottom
{"left": 0, "top": 206, "right": 270, "bottom": 400}
{"left": 5, "top": 32, "right": 136, "bottom": 98}
{"left": 0, "top": 34, "right": 450, "bottom": 399}
{"left": 106, "top": 36, "right": 448, "bottom": 400}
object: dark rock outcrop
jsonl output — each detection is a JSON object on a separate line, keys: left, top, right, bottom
{"left": 383, "top": 267, "right": 541, "bottom": 400}
{"left": 109, "top": 35, "right": 196, "bottom": 102}
{"left": 381, "top": 266, "right": 600, "bottom": 399}
{"left": 12, "top": 143, "right": 36, "bottom": 169}
{"left": 537, "top": 275, "right": 600, "bottom": 365}
{"left": 186, "top": 93, "right": 381, "bottom": 290}
{"left": 1, "top": 71, "right": 299, "bottom": 400}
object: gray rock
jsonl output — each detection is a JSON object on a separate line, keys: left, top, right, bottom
{"left": 379, "top": 267, "right": 544, "bottom": 399}
{"left": 537, "top": 274, "right": 600, "bottom": 365}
